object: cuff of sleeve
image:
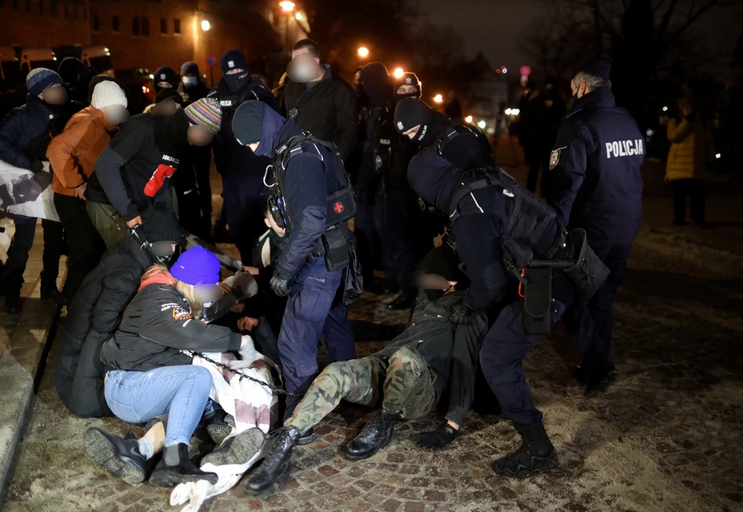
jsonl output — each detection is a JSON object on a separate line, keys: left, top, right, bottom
{"left": 445, "top": 411, "right": 464, "bottom": 426}
{"left": 228, "top": 332, "right": 243, "bottom": 352}
{"left": 122, "top": 206, "right": 140, "bottom": 222}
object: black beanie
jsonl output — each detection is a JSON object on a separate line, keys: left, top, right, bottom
{"left": 393, "top": 72, "right": 421, "bottom": 96}
{"left": 579, "top": 58, "right": 612, "bottom": 81}
{"left": 232, "top": 100, "right": 264, "bottom": 144}
{"left": 153, "top": 66, "right": 179, "bottom": 91}
{"left": 180, "top": 61, "right": 199, "bottom": 77}
{"left": 220, "top": 49, "right": 248, "bottom": 75}
{"left": 87, "top": 75, "right": 117, "bottom": 103}
{"left": 394, "top": 97, "right": 435, "bottom": 134}
{"left": 141, "top": 199, "right": 184, "bottom": 244}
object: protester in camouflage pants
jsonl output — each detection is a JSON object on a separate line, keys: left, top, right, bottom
{"left": 286, "top": 346, "right": 437, "bottom": 435}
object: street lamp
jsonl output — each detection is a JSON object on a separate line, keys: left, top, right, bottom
{"left": 465, "top": 115, "right": 473, "bottom": 123}
{"left": 357, "top": 47, "right": 370, "bottom": 58}
{"left": 200, "top": 19, "right": 210, "bottom": 31}
{"left": 280, "top": 1, "right": 295, "bottom": 11}
{"left": 393, "top": 67, "right": 404, "bottom": 79}
{"left": 433, "top": 94, "right": 443, "bottom": 104}
{"left": 477, "top": 120, "right": 487, "bottom": 129}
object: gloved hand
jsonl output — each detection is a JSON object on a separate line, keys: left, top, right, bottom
{"left": 450, "top": 305, "right": 474, "bottom": 325}
{"left": 417, "top": 423, "right": 457, "bottom": 450}
{"left": 231, "top": 335, "right": 258, "bottom": 369}
{"left": 270, "top": 273, "right": 291, "bottom": 297}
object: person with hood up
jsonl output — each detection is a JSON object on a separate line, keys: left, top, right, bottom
{"left": 353, "top": 62, "right": 398, "bottom": 300}
{"left": 0, "top": 68, "right": 69, "bottom": 313}
{"left": 85, "top": 245, "right": 260, "bottom": 486}
{"left": 231, "top": 100, "right": 357, "bottom": 434}
{"left": 58, "top": 56, "right": 97, "bottom": 115}
{"left": 47, "top": 80, "right": 129, "bottom": 301}
{"left": 86, "top": 92, "right": 219, "bottom": 247}
{"left": 244, "top": 245, "right": 488, "bottom": 495}
{"left": 281, "top": 39, "right": 358, "bottom": 161}
{"left": 55, "top": 198, "right": 182, "bottom": 418}
{"left": 207, "top": 49, "right": 279, "bottom": 261}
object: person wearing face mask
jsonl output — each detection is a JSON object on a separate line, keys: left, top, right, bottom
{"left": 281, "top": 39, "right": 359, "bottom": 161}
{"left": 207, "top": 49, "right": 279, "bottom": 262}
{"left": 47, "top": 81, "right": 129, "bottom": 302}
{"left": 544, "top": 59, "right": 643, "bottom": 397}
{"left": 86, "top": 92, "right": 220, "bottom": 248}
{"left": 231, "top": 100, "right": 360, "bottom": 436}
{"left": 153, "top": 65, "right": 180, "bottom": 94}
{"left": 0, "top": 68, "right": 69, "bottom": 313}
{"left": 55, "top": 198, "right": 183, "bottom": 418}
{"left": 244, "top": 245, "right": 487, "bottom": 495}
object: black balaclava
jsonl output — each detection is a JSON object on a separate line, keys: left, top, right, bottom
{"left": 408, "top": 152, "right": 464, "bottom": 212}
{"left": 220, "top": 49, "right": 250, "bottom": 93}
{"left": 393, "top": 72, "right": 421, "bottom": 102}
{"left": 419, "top": 244, "right": 468, "bottom": 301}
{"left": 359, "top": 62, "right": 391, "bottom": 108}
{"left": 153, "top": 66, "right": 179, "bottom": 93}
{"left": 394, "top": 97, "right": 437, "bottom": 146}
{"left": 232, "top": 100, "right": 286, "bottom": 157}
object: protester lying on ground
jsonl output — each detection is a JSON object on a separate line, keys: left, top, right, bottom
{"left": 56, "top": 198, "right": 183, "bottom": 418}
{"left": 244, "top": 245, "right": 488, "bottom": 495}
{"left": 84, "top": 246, "right": 260, "bottom": 486}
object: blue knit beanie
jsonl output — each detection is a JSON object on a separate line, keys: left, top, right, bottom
{"left": 170, "top": 246, "right": 221, "bottom": 285}
{"left": 26, "top": 68, "right": 63, "bottom": 97}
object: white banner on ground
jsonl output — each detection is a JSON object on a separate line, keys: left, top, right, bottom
{"left": 0, "top": 160, "right": 59, "bottom": 222}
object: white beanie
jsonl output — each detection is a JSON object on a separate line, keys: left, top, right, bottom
{"left": 91, "top": 81, "right": 128, "bottom": 110}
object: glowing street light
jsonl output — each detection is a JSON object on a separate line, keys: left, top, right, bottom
{"left": 393, "top": 67, "right": 404, "bottom": 79}
{"left": 465, "top": 115, "right": 473, "bottom": 123}
{"left": 433, "top": 94, "right": 443, "bottom": 104}
{"left": 280, "top": 1, "right": 295, "bottom": 11}
{"left": 200, "top": 19, "right": 211, "bottom": 31}
{"left": 295, "top": 12, "right": 302, "bottom": 20}
{"left": 505, "top": 108, "right": 512, "bottom": 115}
{"left": 715, "top": 153, "right": 722, "bottom": 159}
{"left": 357, "top": 47, "right": 370, "bottom": 58}
{"left": 662, "top": 106, "right": 669, "bottom": 112}
{"left": 477, "top": 120, "right": 487, "bottom": 129}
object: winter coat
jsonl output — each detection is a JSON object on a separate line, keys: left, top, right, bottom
{"left": 374, "top": 290, "right": 488, "bottom": 425}
{"left": 55, "top": 232, "right": 156, "bottom": 417}
{"left": 281, "top": 64, "right": 359, "bottom": 160}
{"left": 47, "top": 105, "right": 117, "bottom": 197}
{"left": 666, "top": 117, "right": 714, "bottom": 181}
{"left": 0, "top": 95, "right": 67, "bottom": 170}
{"left": 100, "top": 271, "right": 242, "bottom": 372}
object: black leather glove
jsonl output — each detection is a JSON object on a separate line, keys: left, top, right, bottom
{"left": 450, "top": 305, "right": 474, "bottom": 325}
{"left": 417, "top": 423, "right": 457, "bottom": 450}
{"left": 269, "top": 273, "right": 291, "bottom": 297}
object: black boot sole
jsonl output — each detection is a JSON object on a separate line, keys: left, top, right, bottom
{"left": 84, "top": 428, "right": 145, "bottom": 485}
{"left": 202, "top": 428, "right": 264, "bottom": 467}
{"left": 243, "top": 460, "right": 291, "bottom": 495}
{"left": 492, "top": 450, "right": 559, "bottom": 479}
{"left": 344, "top": 432, "right": 393, "bottom": 461}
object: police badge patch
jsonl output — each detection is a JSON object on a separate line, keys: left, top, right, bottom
{"left": 549, "top": 148, "right": 561, "bottom": 171}
{"left": 171, "top": 306, "right": 192, "bottom": 321}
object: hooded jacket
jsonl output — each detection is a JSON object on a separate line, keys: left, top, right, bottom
{"left": 100, "top": 270, "right": 242, "bottom": 372}
{"left": 47, "top": 105, "right": 117, "bottom": 197}
{"left": 546, "top": 87, "right": 644, "bottom": 247}
{"left": 374, "top": 290, "right": 488, "bottom": 425}
{"left": 250, "top": 102, "right": 347, "bottom": 279}
{"left": 55, "top": 232, "right": 158, "bottom": 417}
{"left": 281, "top": 64, "right": 358, "bottom": 160}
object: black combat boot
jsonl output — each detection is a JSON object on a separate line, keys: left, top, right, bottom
{"left": 492, "top": 422, "right": 558, "bottom": 478}
{"left": 387, "top": 291, "right": 417, "bottom": 311}
{"left": 344, "top": 412, "right": 398, "bottom": 460}
{"left": 296, "top": 427, "right": 317, "bottom": 446}
{"left": 84, "top": 427, "right": 147, "bottom": 485}
{"left": 244, "top": 427, "right": 301, "bottom": 495}
{"left": 585, "top": 366, "right": 619, "bottom": 397}
{"left": 162, "top": 444, "right": 218, "bottom": 485}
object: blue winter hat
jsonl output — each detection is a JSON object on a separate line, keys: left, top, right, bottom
{"left": 26, "top": 68, "right": 63, "bottom": 97}
{"left": 170, "top": 246, "right": 221, "bottom": 285}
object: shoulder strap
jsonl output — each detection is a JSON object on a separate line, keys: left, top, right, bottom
{"left": 448, "top": 176, "right": 496, "bottom": 226}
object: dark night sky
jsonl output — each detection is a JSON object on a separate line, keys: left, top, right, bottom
{"left": 422, "top": 0, "right": 743, "bottom": 77}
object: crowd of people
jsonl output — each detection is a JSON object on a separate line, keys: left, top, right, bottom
{"left": 0, "top": 38, "right": 648, "bottom": 501}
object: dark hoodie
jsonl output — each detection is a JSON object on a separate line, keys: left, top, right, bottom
{"left": 248, "top": 101, "right": 345, "bottom": 279}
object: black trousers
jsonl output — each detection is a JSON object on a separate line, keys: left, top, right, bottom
{"left": 672, "top": 178, "right": 705, "bottom": 222}
{"left": 53, "top": 194, "right": 106, "bottom": 301}
{"left": 2, "top": 214, "right": 63, "bottom": 298}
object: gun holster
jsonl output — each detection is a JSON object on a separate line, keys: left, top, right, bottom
{"left": 522, "top": 267, "right": 553, "bottom": 334}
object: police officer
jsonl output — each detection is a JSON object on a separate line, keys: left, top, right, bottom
{"left": 545, "top": 59, "right": 643, "bottom": 395}
{"left": 406, "top": 146, "right": 608, "bottom": 478}
{"left": 208, "top": 49, "right": 280, "bottom": 262}
{"left": 231, "top": 100, "right": 357, "bottom": 440}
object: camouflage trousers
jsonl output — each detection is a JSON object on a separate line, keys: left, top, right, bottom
{"left": 286, "top": 346, "right": 437, "bottom": 435}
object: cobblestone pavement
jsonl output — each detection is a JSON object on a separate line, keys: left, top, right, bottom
{"left": 5, "top": 221, "right": 743, "bottom": 512}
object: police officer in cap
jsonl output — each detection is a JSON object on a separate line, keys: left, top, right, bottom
{"left": 231, "top": 100, "right": 358, "bottom": 442}
{"left": 545, "top": 59, "right": 643, "bottom": 395}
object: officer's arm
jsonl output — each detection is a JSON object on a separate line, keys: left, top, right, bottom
{"left": 454, "top": 215, "right": 513, "bottom": 312}
{"left": 544, "top": 122, "right": 587, "bottom": 227}
{"left": 445, "top": 309, "right": 488, "bottom": 426}
{"left": 275, "top": 154, "right": 327, "bottom": 279}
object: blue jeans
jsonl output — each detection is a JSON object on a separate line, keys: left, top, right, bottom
{"left": 104, "top": 366, "right": 214, "bottom": 447}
